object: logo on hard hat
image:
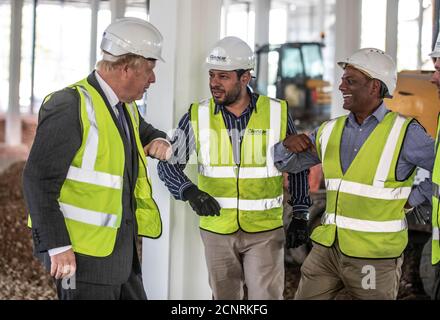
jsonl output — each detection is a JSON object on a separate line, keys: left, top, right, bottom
{"left": 209, "top": 54, "right": 227, "bottom": 62}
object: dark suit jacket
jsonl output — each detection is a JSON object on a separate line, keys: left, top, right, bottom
{"left": 23, "top": 72, "right": 166, "bottom": 285}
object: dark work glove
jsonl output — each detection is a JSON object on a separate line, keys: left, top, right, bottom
{"left": 183, "top": 185, "right": 221, "bottom": 216}
{"left": 411, "top": 201, "right": 431, "bottom": 225}
{"left": 286, "top": 217, "right": 309, "bottom": 248}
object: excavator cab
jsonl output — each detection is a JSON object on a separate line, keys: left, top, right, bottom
{"left": 252, "top": 42, "right": 331, "bottom": 131}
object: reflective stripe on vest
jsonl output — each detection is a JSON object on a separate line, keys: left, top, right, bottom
{"left": 198, "top": 165, "right": 282, "bottom": 178}
{"left": 318, "top": 118, "right": 337, "bottom": 160}
{"left": 433, "top": 227, "right": 440, "bottom": 241}
{"left": 66, "top": 166, "right": 122, "bottom": 189}
{"left": 215, "top": 196, "right": 283, "bottom": 210}
{"left": 321, "top": 213, "right": 407, "bottom": 233}
{"left": 60, "top": 203, "right": 118, "bottom": 228}
{"left": 373, "top": 115, "right": 407, "bottom": 187}
{"left": 325, "top": 179, "right": 411, "bottom": 200}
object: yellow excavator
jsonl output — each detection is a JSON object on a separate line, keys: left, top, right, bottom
{"left": 387, "top": 71, "right": 439, "bottom": 138}
{"left": 251, "top": 42, "right": 332, "bottom": 131}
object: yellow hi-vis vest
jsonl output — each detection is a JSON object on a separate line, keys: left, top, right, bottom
{"left": 190, "top": 96, "right": 287, "bottom": 234}
{"left": 313, "top": 112, "right": 415, "bottom": 258}
{"left": 29, "top": 78, "right": 162, "bottom": 257}
{"left": 431, "top": 113, "right": 440, "bottom": 264}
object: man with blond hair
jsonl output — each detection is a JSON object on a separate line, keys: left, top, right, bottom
{"left": 23, "top": 17, "right": 171, "bottom": 300}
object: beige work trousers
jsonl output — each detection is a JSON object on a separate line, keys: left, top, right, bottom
{"left": 200, "top": 228, "right": 285, "bottom": 300}
{"left": 295, "top": 242, "right": 403, "bottom": 300}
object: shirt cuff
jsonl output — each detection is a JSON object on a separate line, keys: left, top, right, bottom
{"left": 273, "top": 141, "right": 293, "bottom": 162}
{"left": 48, "top": 245, "right": 72, "bottom": 257}
{"left": 151, "top": 137, "right": 172, "bottom": 148}
{"left": 179, "top": 181, "right": 196, "bottom": 201}
{"left": 407, "top": 188, "right": 425, "bottom": 208}
{"left": 292, "top": 204, "right": 310, "bottom": 220}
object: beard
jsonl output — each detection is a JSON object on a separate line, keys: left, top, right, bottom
{"left": 211, "top": 82, "right": 242, "bottom": 106}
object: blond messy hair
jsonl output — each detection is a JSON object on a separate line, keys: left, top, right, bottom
{"left": 96, "top": 52, "right": 146, "bottom": 72}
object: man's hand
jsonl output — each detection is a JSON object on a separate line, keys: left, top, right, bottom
{"left": 286, "top": 217, "right": 309, "bottom": 248}
{"left": 283, "top": 134, "right": 315, "bottom": 153}
{"left": 50, "top": 249, "right": 76, "bottom": 279}
{"left": 144, "top": 139, "right": 172, "bottom": 161}
{"left": 183, "top": 186, "right": 221, "bottom": 216}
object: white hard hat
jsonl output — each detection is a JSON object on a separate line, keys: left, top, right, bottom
{"left": 430, "top": 32, "right": 440, "bottom": 58}
{"left": 338, "top": 48, "right": 397, "bottom": 98}
{"left": 206, "top": 36, "right": 255, "bottom": 71}
{"left": 100, "top": 17, "right": 165, "bottom": 62}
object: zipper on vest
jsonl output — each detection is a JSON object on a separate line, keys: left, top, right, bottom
{"left": 235, "top": 164, "right": 241, "bottom": 228}
{"left": 333, "top": 179, "right": 342, "bottom": 245}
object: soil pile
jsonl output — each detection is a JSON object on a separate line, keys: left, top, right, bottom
{"left": 0, "top": 161, "right": 56, "bottom": 299}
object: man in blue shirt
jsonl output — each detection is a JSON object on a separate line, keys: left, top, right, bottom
{"left": 275, "top": 48, "right": 435, "bottom": 299}
{"left": 158, "top": 37, "right": 311, "bottom": 299}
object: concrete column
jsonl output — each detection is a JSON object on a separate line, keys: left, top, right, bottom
{"left": 317, "top": 0, "right": 326, "bottom": 37}
{"left": 110, "top": 0, "right": 125, "bottom": 21}
{"left": 7, "top": 0, "right": 23, "bottom": 146}
{"left": 89, "top": 0, "right": 99, "bottom": 72}
{"left": 385, "top": 0, "right": 399, "bottom": 64}
{"left": 143, "top": 0, "right": 222, "bottom": 300}
{"left": 331, "top": 0, "right": 361, "bottom": 118}
{"left": 222, "top": 0, "right": 230, "bottom": 36}
{"left": 308, "top": 4, "right": 314, "bottom": 39}
{"left": 254, "top": 0, "right": 270, "bottom": 49}
{"left": 417, "top": 0, "right": 423, "bottom": 69}
{"left": 254, "top": 0, "right": 270, "bottom": 97}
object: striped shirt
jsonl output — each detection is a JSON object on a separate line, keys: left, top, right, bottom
{"left": 157, "top": 92, "right": 311, "bottom": 215}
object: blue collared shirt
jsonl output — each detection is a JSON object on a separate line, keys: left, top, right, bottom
{"left": 274, "top": 102, "right": 435, "bottom": 207}
{"left": 157, "top": 91, "right": 312, "bottom": 215}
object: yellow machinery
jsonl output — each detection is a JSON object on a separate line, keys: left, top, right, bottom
{"left": 386, "top": 70, "right": 440, "bottom": 138}
{"left": 252, "top": 42, "right": 332, "bottom": 130}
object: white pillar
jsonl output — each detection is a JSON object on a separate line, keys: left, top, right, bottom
{"left": 143, "top": 0, "right": 222, "bottom": 300}
{"left": 385, "top": 0, "right": 399, "bottom": 64}
{"left": 222, "top": 0, "right": 230, "bottom": 37}
{"left": 89, "top": 0, "right": 99, "bottom": 72}
{"left": 331, "top": 0, "right": 362, "bottom": 118}
{"left": 416, "top": 0, "right": 423, "bottom": 70}
{"left": 110, "top": 0, "right": 125, "bottom": 21}
{"left": 254, "top": 0, "right": 270, "bottom": 49}
{"left": 254, "top": 0, "right": 270, "bottom": 96}
{"left": 317, "top": 0, "right": 326, "bottom": 37}
{"left": 7, "top": 0, "right": 23, "bottom": 146}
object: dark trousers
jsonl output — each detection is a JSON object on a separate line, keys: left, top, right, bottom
{"left": 55, "top": 267, "right": 147, "bottom": 300}
{"left": 433, "top": 264, "right": 440, "bottom": 300}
